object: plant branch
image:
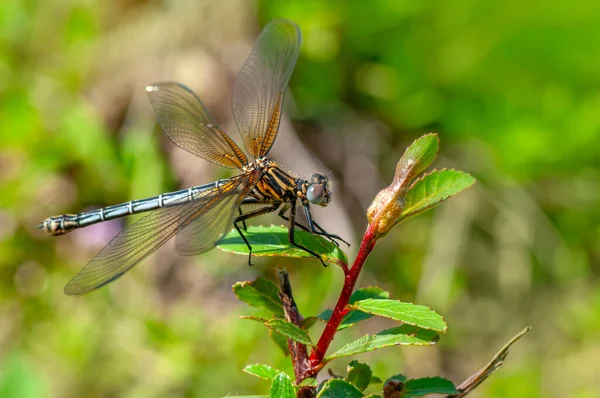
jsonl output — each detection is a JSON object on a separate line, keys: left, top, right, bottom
{"left": 445, "top": 327, "right": 531, "bottom": 397}
{"left": 277, "top": 269, "right": 311, "bottom": 382}
{"left": 305, "top": 227, "right": 378, "bottom": 376}
{"left": 300, "top": 135, "right": 455, "bottom": 380}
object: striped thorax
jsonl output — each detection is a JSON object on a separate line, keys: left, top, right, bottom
{"left": 245, "top": 157, "right": 332, "bottom": 207}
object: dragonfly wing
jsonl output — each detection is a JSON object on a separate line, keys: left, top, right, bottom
{"left": 175, "top": 170, "right": 261, "bottom": 254}
{"left": 233, "top": 19, "right": 301, "bottom": 158}
{"left": 147, "top": 82, "right": 248, "bottom": 169}
{"left": 64, "top": 172, "right": 260, "bottom": 295}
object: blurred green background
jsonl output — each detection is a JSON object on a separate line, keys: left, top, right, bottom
{"left": 1, "top": 0, "right": 599, "bottom": 397}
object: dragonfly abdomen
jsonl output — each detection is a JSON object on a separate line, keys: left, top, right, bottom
{"left": 39, "top": 180, "right": 226, "bottom": 236}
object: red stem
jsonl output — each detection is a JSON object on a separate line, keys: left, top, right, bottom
{"left": 307, "top": 227, "right": 378, "bottom": 371}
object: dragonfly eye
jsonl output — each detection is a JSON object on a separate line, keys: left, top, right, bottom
{"left": 310, "top": 173, "right": 328, "bottom": 186}
{"left": 307, "top": 184, "right": 325, "bottom": 204}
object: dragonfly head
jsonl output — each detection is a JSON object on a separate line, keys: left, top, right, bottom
{"left": 306, "top": 173, "right": 331, "bottom": 207}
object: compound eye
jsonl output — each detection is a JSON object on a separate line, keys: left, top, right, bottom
{"left": 307, "top": 184, "right": 325, "bottom": 204}
{"left": 310, "top": 173, "right": 327, "bottom": 184}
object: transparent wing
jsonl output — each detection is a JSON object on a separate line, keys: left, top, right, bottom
{"left": 175, "top": 174, "right": 258, "bottom": 254}
{"left": 64, "top": 172, "right": 261, "bottom": 295}
{"left": 147, "top": 82, "right": 248, "bottom": 169}
{"left": 233, "top": 19, "right": 301, "bottom": 158}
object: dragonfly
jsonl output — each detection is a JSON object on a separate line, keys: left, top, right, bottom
{"left": 39, "top": 19, "right": 347, "bottom": 295}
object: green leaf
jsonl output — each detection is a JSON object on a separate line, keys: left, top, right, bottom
{"left": 218, "top": 225, "right": 348, "bottom": 266}
{"left": 243, "top": 364, "right": 282, "bottom": 381}
{"left": 350, "top": 286, "right": 391, "bottom": 303}
{"left": 341, "top": 287, "right": 391, "bottom": 330}
{"left": 346, "top": 360, "right": 372, "bottom": 391}
{"left": 316, "top": 378, "right": 364, "bottom": 398}
{"left": 242, "top": 315, "right": 269, "bottom": 323}
{"left": 401, "top": 133, "right": 439, "bottom": 179}
{"left": 246, "top": 318, "right": 313, "bottom": 347}
{"left": 269, "top": 329, "right": 290, "bottom": 356}
{"left": 370, "top": 376, "right": 383, "bottom": 385}
{"left": 316, "top": 287, "right": 391, "bottom": 330}
{"left": 401, "top": 377, "right": 458, "bottom": 397}
{"left": 301, "top": 316, "right": 320, "bottom": 330}
{"left": 233, "top": 277, "right": 284, "bottom": 316}
{"left": 350, "top": 299, "right": 446, "bottom": 332}
{"left": 316, "top": 309, "right": 333, "bottom": 323}
{"left": 366, "top": 135, "right": 441, "bottom": 237}
{"left": 325, "top": 325, "right": 438, "bottom": 361}
{"left": 269, "top": 373, "right": 295, "bottom": 398}
{"left": 396, "top": 169, "right": 475, "bottom": 225}
{"left": 299, "top": 378, "right": 318, "bottom": 387}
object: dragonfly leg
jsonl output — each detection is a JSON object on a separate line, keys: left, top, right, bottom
{"left": 287, "top": 203, "right": 328, "bottom": 267}
{"left": 278, "top": 204, "right": 349, "bottom": 247}
{"left": 238, "top": 207, "right": 248, "bottom": 231}
{"left": 277, "top": 205, "right": 311, "bottom": 234}
{"left": 234, "top": 203, "right": 279, "bottom": 266}
{"left": 302, "top": 204, "right": 350, "bottom": 247}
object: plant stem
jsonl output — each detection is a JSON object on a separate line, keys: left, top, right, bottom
{"left": 306, "top": 227, "right": 378, "bottom": 375}
{"left": 277, "top": 269, "right": 311, "bottom": 381}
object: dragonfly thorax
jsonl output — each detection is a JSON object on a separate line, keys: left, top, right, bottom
{"left": 245, "top": 158, "right": 332, "bottom": 207}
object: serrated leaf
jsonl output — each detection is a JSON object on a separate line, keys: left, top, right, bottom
{"left": 316, "top": 378, "right": 364, "bottom": 398}
{"left": 350, "top": 299, "right": 446, "bottom": 332}
{"left": 218, "top": 225, "right": 348, "bottom": 266}
{"left": 241, "top": 315, "right": 269, "bottom": 323}
{"left": 346, "top": 360, "right": 372, "bottom": 391}
{"left": 341, "top": 287, "right": 391, "bottom": 330}
{"left": 316, "top": 287, "right": 391, "bottom": 331}
{"left": 233, "top": 277, "right": 284, "bottom": 316}
{"left": 243, "top": 364, "right": 282, "bottom": 381}
{"left": 269, "top": 372, "right": 295, "bottom": 398}
{"left": 325, "top": 325, "right": 438, "bottom": 361}
{"left": 256, "top": 319, "right": 313, "bottom": 346}
{"left": 402, "top": 377, "right": 458, "bottom": 397}
{"left": 396, "top": 169, "right": 475, "bottom": 225}
{"left": 241, "top": 316, "right": 308, "bottom": 345}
